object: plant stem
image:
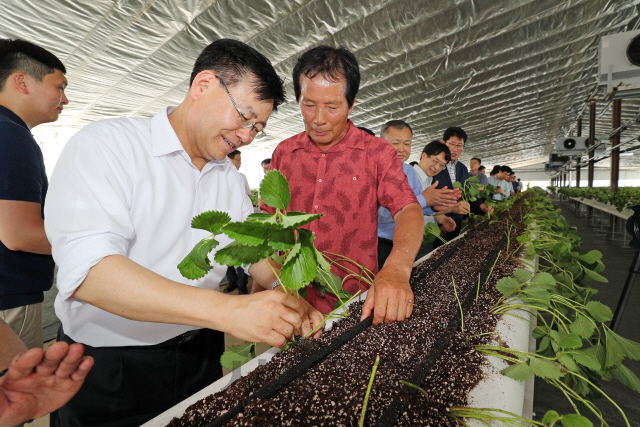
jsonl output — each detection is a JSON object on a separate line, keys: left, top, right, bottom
{"left": 452, "top": 276, "right": 464, "bottom": 333}
{"left": 359, "top": 355, "right": 380, "bottom": 427}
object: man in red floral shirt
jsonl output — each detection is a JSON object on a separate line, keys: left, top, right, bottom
{"left": 262, "top": 46, "right": 423, "bottom": 325}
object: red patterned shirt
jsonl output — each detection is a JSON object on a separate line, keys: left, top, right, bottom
{"left": 263, "top": 120, "right": 418, "bottom": 313}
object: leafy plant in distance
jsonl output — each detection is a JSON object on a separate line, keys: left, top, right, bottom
{"left": 423, "top": 222, "right": 446, "bottom": 244}
{"left": 479, "top": 188, "right": 640, "bottom": 426}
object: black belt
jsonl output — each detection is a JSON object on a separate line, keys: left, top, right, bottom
{"left": 144, "top": 329, "right": 202, "bottom": 349}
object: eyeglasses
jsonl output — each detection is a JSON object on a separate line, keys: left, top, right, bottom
{"left": 429, "top": 156, "right": 446, "bottom": 170}
{"left": 216, "top": 76, "right": 266, "bottom": 139}
{"left": 445, "top": 141, "right": 464, "bottom": 150}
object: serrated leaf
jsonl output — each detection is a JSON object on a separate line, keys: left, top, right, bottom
{"left": 559, "top": 334, "right": 583, "bottom": 349}
{"left": 560, "top": 413, "right": 593, "bottom": 427}
{"left": 522, "top": 287, "right": 551, "bottom": 304}
{"left": 516, "top": 234, "right": 531, "bottom": 243}
{"left": 583, "top": 267, "right": 608, "bottom": 283}
{"left": 528, "top": 357, "right": 564, "bottom": 379}
{"left": 220, "top": 342, "right": 255, "bottom": 370}
{"left": 315, "top": 248, "right": 332, "bottom": 272}
{"left": 538, "top": 336, "right": 551, "bottom": 353}
{"left": 280, "top": 211, "right": 323, "bottom": 229}
{"left": 585, "top": 301, "right": 613, "bottom": 322}
{"left": 245, "top": 212, "right": 280, "bottom": 225}
{"left": 178, "top": 254, "right": 208, "bottom": 280}
{"left": 525, "top": 244, "right": 536, "bottom": 260}
{"left": 578, "top": 250, "right": 603, "bottom": 264}
{"left": 423, "top": 222, "right": 441, "bottom": 243}
{"left": 191, "top": 210, "right": 231, "bottom": 234}
{"left": 260, "top": 170, "right": 291, "bottom": 210}
{"left": 268, "top": 229, "right": 296, "bottom": 250}
{"left": 214, "top": 241, "right": 272, "bottom": 267}
{"left": 513, "top": 269, "right": 532, "bottom": 283}
{"left": 558, "top": 353, "right": 580, "bottom": 372}
{"left": 550, "top": 330, "right": 562, "bottom": 353}
{"left": 496, "top": 277, "right": 520, "bottom": 295}
{"left": 284, "top": 243, "right": 301, "bottom": 265}
{"left": 569, "top": 315, "right": 595, "bottom": 339}
{"left": 190, "top": 238, "right": 219, "bottom": 270}
{"left": 530, "top": 272, "right": 556, "bottom": 288}
{"left": 280, "top": 243, "right": 316, "bottom": 292}
{"left": 569, "top": 350, "right": 601, "bottom": 371}
{"left": 610, "top": 363, "right": 640, "bottom": 393}
{"left": 604, "top": 327, "right": 640, "bottom": 368}
{"left": 593, "top": 260, "right": 605, "bottom": 273}
{"left": 501, "top": 361, "right": 533, "bottom": 381}
{"left": 542, "top": 410, "right": 560, "bottom": 423}
{"left": 222, "top": 221, "right": 272, "bottom": 246}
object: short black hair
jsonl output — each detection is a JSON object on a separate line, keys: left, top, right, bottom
{"left": 380, "top": 120, "right": 412, "bottom": 138}
{"left": 489, "top": 165, "right": 501, "bottom": 176}
{"left": 357, "top": 126, "right": 375, "bottom": 136}
{"left": 479, "top": 165, "right": 486, "bottom": 172}
{"left": 227, "top": 149, "right": 241, "bottom": 159}
{"left": 443, "top": 127, "right": 468, "bottom": 144}
{"left": 470, "top": 157, "right": 481, "bottom": 164}
{"left": 190, "top": 39, "right": 285, "bottom": 111}
{"left": 409, "top": 161, "right": 418, "bottom": 166}
{"left": 292, "top": 45, "right": 360, "bottom": 108}
{"left": 517, "top": 178, "right": 521, "bottom": 181}
{"left": 499, "top": 165, "right": 513, "bottom": 174}
{"left": 261, "top": 158, "right": 271, "bottom": 166}
{"left": 422, "top": 140, "right": 451, "bottom": 163}
{"left": 0, "top": 39, "right": 66, "bottom": 91}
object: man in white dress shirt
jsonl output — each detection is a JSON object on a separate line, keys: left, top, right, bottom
{"left": 45, "top": 39, "right": 321, "bottom": 427}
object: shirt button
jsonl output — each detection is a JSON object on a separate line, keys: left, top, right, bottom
{"left": 318, "top": 179, "right": 322, "bottom": 183}
{"left": 322, "top": 154, "right": 325, "bottom": 157}
{"left": 312, "top": 231, "right": 316, "bottom": 235}
{"left": 353, "top": 177, "right": 357, "bottom": 180}
{"left": 315, "top": 205, "right": 318, "bottom": 209}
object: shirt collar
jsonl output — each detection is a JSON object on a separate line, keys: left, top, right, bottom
{"left": 152, "top": 107, "right": 185, "bottom": 157}
{"left": 292, "top": 120, "right": 366, "bottom": 153}
{"left": 413, "top": 163, "right": 429, "bottom": 182}
{"left": 448, "top": 159, "right": 459, "bottom": 168}
{"left": 0, "top": 105, "right": 30, "bottom": 131}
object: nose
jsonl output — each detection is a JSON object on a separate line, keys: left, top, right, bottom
{"left": 61, "top": 91, "right": 69, "bottom": 106}
{"left": 314, "top": 108, "right": 327, "bottom": 126}
{"left": 235, "top": 127, "right": 253, "bottom": 146}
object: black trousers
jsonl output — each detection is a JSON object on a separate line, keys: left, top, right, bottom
{"left": 50, "top": 327, "right": 224, "bottom": 427}
{"left": 378, "top": 237, "right": 432, "bottom": 269}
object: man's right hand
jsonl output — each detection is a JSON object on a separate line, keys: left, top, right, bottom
{"left": 450, "top": 201, "right": 471, "bottom": 215}
{"left": 422, "top": 182, "right": 459, "bottom": 207}
{"left": 222, "top": 291, "right": 321, "bottom": 347}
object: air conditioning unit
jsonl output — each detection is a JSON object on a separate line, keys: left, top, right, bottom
{"left": 549, "top": 153, "right": 570, "bottom": 166}
{"left": 556, "top": 137, "right": 607, "bottom": 155}
{"left": 599, "top": 30, "right": 640, "bottom": 97}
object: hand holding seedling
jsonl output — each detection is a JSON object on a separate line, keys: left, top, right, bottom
{"left": 451, "top": 201, "right": 471, "bottom": 215}
{"left": 270, "top": 285, "right": 323, "bottom": 339}
{"left": 422, "top": 182, "right": 459, "bottom": 207}
{"left": 436, "top": 216, "right": 456, "bottom": 233}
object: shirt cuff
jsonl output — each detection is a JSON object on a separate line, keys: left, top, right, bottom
{"left": 54, "top": 234, "right": 129, "bottom": 312}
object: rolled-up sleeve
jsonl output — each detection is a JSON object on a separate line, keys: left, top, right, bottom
{"left": 44, "top": 131, "right": 134, "bottom": 311}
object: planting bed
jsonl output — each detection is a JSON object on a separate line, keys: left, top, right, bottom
{"left": 164, "top": 201, "right": 530, "bottom": 427}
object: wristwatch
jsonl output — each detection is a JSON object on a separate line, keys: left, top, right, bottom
{"left": 270, "top": 279, "right": 281, "bottom": 290}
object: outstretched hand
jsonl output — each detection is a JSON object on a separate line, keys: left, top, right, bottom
{"left": 0, "top": 342, "right": 93, "bottom": 427}
{"left": 422, "top": 182, "right": 459, "bottom": 208}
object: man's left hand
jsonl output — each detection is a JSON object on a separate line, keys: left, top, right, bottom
{"left": 361, "top": 262, "right": 413, "bottom": 325}
{"left": 480, "top": 203, "right": 493, "bottom": 215}
{"left": 438, "top": 216, "right": 456, "bottom": 233}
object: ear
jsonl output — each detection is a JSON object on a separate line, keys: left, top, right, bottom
{"left": 347, "top": 97, "right": 356, "bottom": 115}
{"left": 10, "top": 72, "right": 30, "bottom": 95}
{"left": 189, "top": 70, "right": 216, "bottom": 101}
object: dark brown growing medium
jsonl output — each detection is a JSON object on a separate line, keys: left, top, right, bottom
{"left": 167, "top": 203, "right": 529, "bottom": 427}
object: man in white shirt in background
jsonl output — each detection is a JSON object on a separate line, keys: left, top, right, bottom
{"left": 487, "top": 165, "right": 513, "bottom": 201}
{"left": 228, "top": 149, "right": 251, "bottom": 198}
{"left": 45, "top": 39, "right": 321, "bottom": 427}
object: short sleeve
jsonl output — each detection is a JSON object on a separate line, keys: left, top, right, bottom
{"left": 0, "top": 124, "right": 44, "bottom": 203}
{"left": 375, "top": 143, "right": 418, "bottom": 218}
{"left": 44, "top": 130, "right": 134, "bottom": 311}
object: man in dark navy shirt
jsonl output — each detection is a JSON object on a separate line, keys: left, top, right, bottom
{"left": 0, "top": 39, "right": 68, "bottom": 350}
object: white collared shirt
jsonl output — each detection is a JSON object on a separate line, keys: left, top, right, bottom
{"left": 412, "top": 164, "right": 433, "bottom": 191}
{"left": 44, "top": 107, "right": 254, "bottom": 347}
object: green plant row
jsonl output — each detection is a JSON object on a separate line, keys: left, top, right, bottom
{"left": 556, "top": 186, "right": 640, "bottom": 212}
{"left": 469, "top": 188, "right": 640, "bottom": 427}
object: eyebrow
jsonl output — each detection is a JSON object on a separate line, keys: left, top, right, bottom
{"left": 244, "top": 105, "right": 266, "bottom": 127}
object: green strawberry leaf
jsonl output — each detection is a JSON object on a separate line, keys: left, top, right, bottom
{"left": 584, "top": 301, "right": 613, "bottom": 322}
{"left": 583, "top": 267, "right": 608, "bottom": 283}
{"left": 569, "top": 315, "right": 595, "bottom": 339}
{"left": 191, "top": 210, "right": 231, "bottom": 234}
{"left": 245, "top": 212, "right": 279, "bottom": 225}
{"left": 569, "top": 350, "right": 601, "bottom": 371}
{"left": 610, "top": 363, "right": 640, "bottom": 393}
{"left": 423, "top": 222, "right": 441, "bottom": 243}
{"left": 267, "top": 229, "right": 296, "bottom": 250}
{"left": 314, "top": 269, "right": 344, "bottom": 294}
{"left": 578, "top": 250, "right": 603, "bottom": 264}
{"left": 558, "top": 353, "right": 580, "bottom": 372}
{"left": 559, "top": 333, "right": 583, "bottom": 349}
{"left": 604, "top": 327, "right": 640, "bottom": 368}
{"left": 525, "top": 244, "right": 536, "bottom": 260}
{"left": 513, "top": 269, "right": 532, "bottom": 283}
{"left": 530, "top": 272, "right": 556, "bottom": 288}
{"left": 281, "top": 212, "right": 323, "bottom": 229}
{"left": 560, "top": 414, "right": 593, "bottom": 427}
{"left": 220, "top": 342, "right": 256, "bottom": 370}
{"left": 260, "top": 170, "right": 291, "bottom": 210}
{"left": 528, "top": 357, "right": 564, "bottom": 379}
{"left": 222, "top": 221, "right": 272, "bottom": 246}
{"left": 501, "top": 361, "right": 533, "bottom": 381}
{"left": 496, "top": 277, "right": 520, "bottom": 295}
{"left": 542, "top": 410, "right": 560, "bottom": 423}
{"left": 214, "top": 241, "right": 272, "bottom": 267}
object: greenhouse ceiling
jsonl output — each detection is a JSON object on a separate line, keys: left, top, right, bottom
{"left": 1, "top": 0, "right": 640, "bottom": 170}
